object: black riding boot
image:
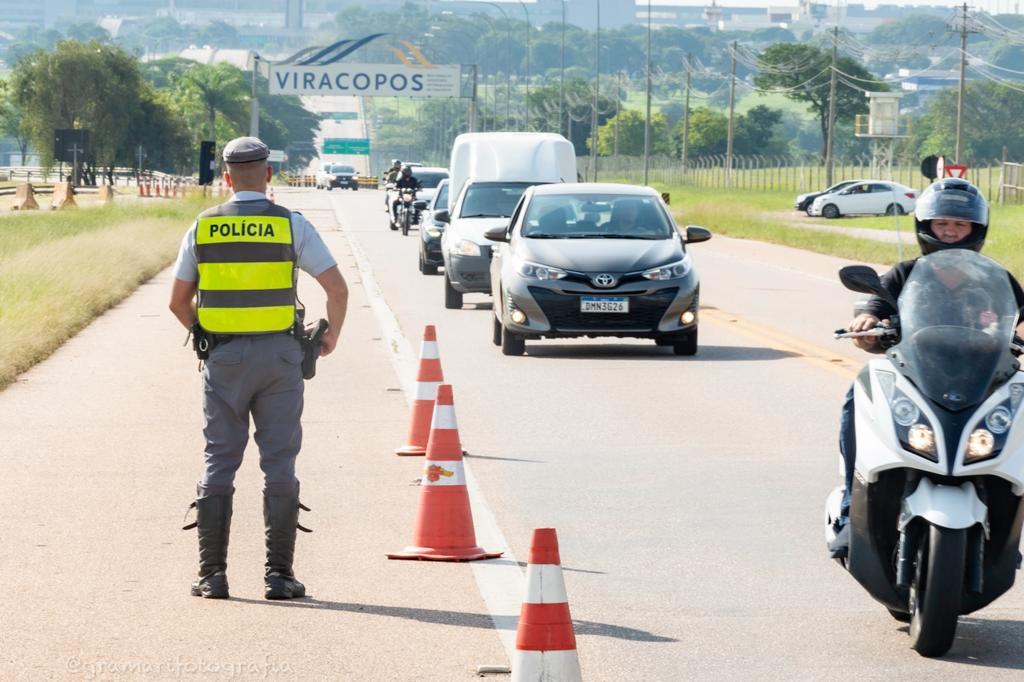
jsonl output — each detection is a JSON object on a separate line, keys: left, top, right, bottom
{"left": 186, "top": 493, "right": 233, "bottom": 599}
{"left": 263, "top": 494, "right": 307, "bottom": 600}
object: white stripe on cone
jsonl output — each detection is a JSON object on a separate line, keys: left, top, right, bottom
{"left": 523, "top": 564, "right": 569, "bottom": 604}
{"left": 430, "top": 405, "right": 458, "bottom": 430}
{"left": 420, "top": 340, "right": 440, "bottom": 360}
{"left": 421, "top": 460, "right": 466, "bottom": 486}
{"left": 511, "top": 650, "right": 582, "bottom": 682}
{"left": 415, "top": 381, "right": 442, "bottom": 401}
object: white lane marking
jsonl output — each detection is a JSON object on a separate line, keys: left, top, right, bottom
{"left": 329, "top": 194, "right": 522, "bottom": 663}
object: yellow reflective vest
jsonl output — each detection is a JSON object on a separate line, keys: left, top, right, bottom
{"left": 194, "top": 200, "right": 297, "bottom": 334}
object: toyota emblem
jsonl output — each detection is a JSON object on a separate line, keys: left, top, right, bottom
{"left": 593, "top": 273, "right": 616, "bottom": 288}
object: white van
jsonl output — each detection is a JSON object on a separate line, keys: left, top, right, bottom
{"left": 437, "top": 133, "right": 577, "bottom": 309}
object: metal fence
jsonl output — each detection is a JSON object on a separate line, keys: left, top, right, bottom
{"left": 1001, "top": 163, "right": 1024, "bottom": 204}
{"left": 584, "top": 154, "right": 1007, "bottom": 202}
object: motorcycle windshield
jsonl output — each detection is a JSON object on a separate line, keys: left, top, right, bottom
{"left": 896, "top": 250, "right": 1019, "bottom": 411}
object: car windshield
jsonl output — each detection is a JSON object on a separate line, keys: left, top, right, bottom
{"left": 896, "top": 250, "right": 1019, "bottom": 410}
{"left": 521, "top": 193, "right": 673, "bottom": 240}
{"left": 416, "top": 171, "right": 449, "bottom": 189}
{"left": 433, "top": 183, "right": 449, "bottom": 210}
{"left": 330, "top": 165, "right": 354, "bottom": 173}
{"left": 823, "top": 181, "right": 853, "bottom": 193}
{"left": 459, "top": 182, "right": 534, "bottom": 218}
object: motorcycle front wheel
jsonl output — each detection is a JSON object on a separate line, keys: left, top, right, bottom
{"left": 909, "top": 524, "right": 966, "bottom": 657}
{"left": 402, "top": 210, "right": 410, "bottom": 236}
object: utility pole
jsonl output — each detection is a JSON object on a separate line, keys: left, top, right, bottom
{"left": 955, "top": 2, "right": 971, "bottom": 163}
{"left": 560, "top": 0, "right": 566, "bottom": 137}
{"left": 591, "top": 0, "right": 600, "bottom": 181}
{"left": 469, "top": 64, "right": 479, "bottom": 132}
{"left": 614, "top": 71, "right": 623, "bottom": 157}
{"left": 725, "top": 40, "right": 737, "bottom": 187}
{"left": 824, "top": 26, "right": 839, "bottom": 186}
{"left": 682, "top": 53, "right": 692, "bottom": 175}
{"left": 520, "top": 1, "right": 531, "bottom": 131}
{"left": 643, "top": 0, "right": 652, "bottom": 185}
{"left": 249, "top": 53, "right": 260, "bottom": 137}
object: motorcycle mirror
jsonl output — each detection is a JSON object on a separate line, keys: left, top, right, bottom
{"left": 433, "top": 209, "right": 450, "bottom": 224}
{"left": 839, "top": 265, "right": 899, "bottom": 310}
{"left": 484, "top": 225, "right": 510, "bottom": 243}
{"left": 684, "top": 225, "right": 712, "bottom": 244}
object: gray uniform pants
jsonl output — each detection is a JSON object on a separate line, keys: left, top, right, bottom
{"left": 198, "top": 333, "right": 304, "bottom": 498}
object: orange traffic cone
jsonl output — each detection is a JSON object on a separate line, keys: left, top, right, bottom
{"left": 396, "top": 325, "right": 444, "bottom": 456}
{"left": 387, "top": 385, "right": 501, "bottom": 562}
{"left": 512, "top": 528, "right": 582, "bottom": 682}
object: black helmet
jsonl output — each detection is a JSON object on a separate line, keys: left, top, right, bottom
{"left": 401, "top": 166, "right": 412, "bottom": 177}
{"left": 391, "top": 158, "right": 401, "bottom": 167}
{"left": 915, "top": 178, "right": 988, "bottom": 255}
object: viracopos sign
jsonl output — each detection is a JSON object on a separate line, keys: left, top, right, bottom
{"left": 269, "top": 63, "right": 461, "bottom": 98}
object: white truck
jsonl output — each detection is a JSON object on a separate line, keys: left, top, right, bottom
{"left": 437, "top": 133, "right": 577, "bottom": 309}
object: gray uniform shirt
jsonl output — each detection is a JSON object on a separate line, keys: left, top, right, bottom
{"left": 173, "top": 191, "right": 337, "bottom": 281}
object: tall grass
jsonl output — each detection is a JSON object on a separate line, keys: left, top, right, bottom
{"left": 648, "top": 186, "right": 1024, "bottom": 279}
{"left": 0, "top": 199, "right": 213, "bottom": 389}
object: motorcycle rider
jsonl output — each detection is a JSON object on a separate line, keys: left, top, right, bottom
{"left": 829, "top": 178, "right": 1024, "bottom": 558}
{"left": 392, "top": 165, "right": 422, "bottom": 223}
{"left": 383, "top": 159, "right": 402, "bottom": 212}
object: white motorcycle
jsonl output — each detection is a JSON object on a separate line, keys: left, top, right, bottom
{"left": 827, "top": 249, "right": 1024, "bottom": 657}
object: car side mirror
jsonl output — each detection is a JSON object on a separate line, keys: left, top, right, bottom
{"left": 433, "top": 209, "right": 450, "bottom": 224}
{"left": 413, "top": 200, "right": 428, "bottom": 210}
{"left": 684, "top": 225, "right": 712, "bottom": 244}
{"left": 484, "top": 225, "right": 510, "bottom": 242}
{"left": 839, "top": 265, "right": 899, "bottom": 310}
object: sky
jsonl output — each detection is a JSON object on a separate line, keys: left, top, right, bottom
{"left": 632, "top": 1, "right": 1021, "bottom": 9}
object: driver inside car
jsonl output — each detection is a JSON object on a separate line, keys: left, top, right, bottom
{"left": 829, "top": 178, "right": 1024, "bottom": 559}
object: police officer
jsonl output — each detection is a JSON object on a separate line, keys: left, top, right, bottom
{"left": 168, "top": 137, "right": 349, "bottom": 600}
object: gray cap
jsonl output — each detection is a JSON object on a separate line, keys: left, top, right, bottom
{"left": 222, "top": 136, "right": 269, "bottom": 163}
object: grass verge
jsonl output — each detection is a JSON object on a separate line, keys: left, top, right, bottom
{"left": 0, "top": 198, "right": 214, "bottom": 390}
{"left": 629, "top": 185, "right": 1024, "bottom": 279}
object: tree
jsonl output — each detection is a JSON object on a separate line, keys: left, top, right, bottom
{"left": 596, "top": 109, "right": 672, "bottom": 156}
{"left": 65, "top": 23, "right": 110, "bottom": 43}
{"left": 754, "top": 43, "right": 881, "bottom": 156}
{"left": 0, "top": 80, "right": 30, "bottom": 162}
{"left": 865, "top": 15, "right": 953, "bottom": 49}
{"left": 178, "top": 63, "right": 249, "bottom": 141}
{"left": 909, "top": 81, "right": 1024, "bottom": 162}
{"left": 680, "top": 107, "right": 728, "bottom": 157}
{"left": 10, "top": 40, "right": 191, "bottom": 174}
{"left": 735, "top": 104, "right": 786, "bottom": 155}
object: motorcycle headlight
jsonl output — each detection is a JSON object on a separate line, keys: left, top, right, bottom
{"left": 642, "top": 255, "right": 692, "bottom": 281}
{"left": 452, "top": 239, "right": 481, "bottom": 257}
{"left": 908, "top": 424, "right": 936, "bottom": 456}
{"left": 966, "top": 429, "right": 995, "bottom": 461}
{"left": 985, "top": 405, "right": 1013, "bottom": 435}
{"left": 891, "top": 397, "right": 920, "bottom": 427}
{"left": 516, "top": 261, "right": 567, "bottom": 281}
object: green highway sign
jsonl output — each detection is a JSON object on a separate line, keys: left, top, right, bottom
{"left": 330, "top": 112, "right": 358, "bottom": 121}
{"left": 322, "top": 138, "right": 370, "bottom": 155}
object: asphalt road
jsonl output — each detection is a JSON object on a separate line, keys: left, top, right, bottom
{"left": 3, "top": 186, "right": 1024, "bottom": 680}
{"left": 314, "top": 186, "right": 1024, "bottom": 680}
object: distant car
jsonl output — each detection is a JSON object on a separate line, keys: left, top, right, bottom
{"left": 417, "top": 178, "right": 449, "bottom": 275}
{"left": 794, "top": 180, "right": 861, "bottom": 213}
{"left": 409, "top": 167, "right": 449, "bottom": 207}
{"left": 487, "top": 183, "right": 711, "bottom": 356}
{"left": 809, "top": 181, "right": 917, "bottom": 219}
{"left": 316, "top": 163, "right": 359, "bottom": 191}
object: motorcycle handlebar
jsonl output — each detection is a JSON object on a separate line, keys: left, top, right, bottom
{"left": 833, "top": 327, "right": 897, "bottom": 340}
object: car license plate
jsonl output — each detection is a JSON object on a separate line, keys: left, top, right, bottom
{"left": 581, "top": 297, "right": 629, "bottom": 313}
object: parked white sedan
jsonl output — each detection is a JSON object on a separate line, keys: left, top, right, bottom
{"left": 808, "top": 181, "right": 917, "bottom": 219}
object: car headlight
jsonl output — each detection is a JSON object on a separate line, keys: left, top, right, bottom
{"left": 426, "top": 228, "right": 442, "bottom": 238}
{"left": 642, "top": 255, "right": 692, "bottom": 281}
{"left": 516, "top": 261, "right": 567, "bottom": 280}
{"left": 451, "top": 239, "right": 481, "bottom": 257}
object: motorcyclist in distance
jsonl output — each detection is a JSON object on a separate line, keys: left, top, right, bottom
{"left": 829, "top": 178, "right": 1024, "bottom": 558}
{"left": 392, "top": 165, "right": 422, "bottom": 222}
{"left": 383, "top": 159, "right": 402, "bottom": 213}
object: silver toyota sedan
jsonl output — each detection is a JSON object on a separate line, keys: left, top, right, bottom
{"left": 486, "top": 183, "right": 711, "bottom": 356}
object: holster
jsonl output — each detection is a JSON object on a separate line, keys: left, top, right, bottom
{"left": 191, "top": 322, "right": 212, "bottom": 360}
{"left": 296, "top": 319, "right": 329, "bottom": 380}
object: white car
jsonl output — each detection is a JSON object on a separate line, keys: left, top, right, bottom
{"left": 315, "top": 163, "right": 359, "bottom": 191}
{"left": 809, "top": 181, "right": 917, "bottom": 219}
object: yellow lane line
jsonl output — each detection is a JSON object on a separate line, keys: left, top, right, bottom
{"left": 700, "top": 307, "right": 860, "bottom": 381}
